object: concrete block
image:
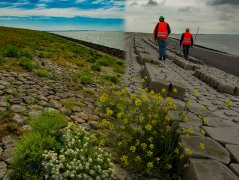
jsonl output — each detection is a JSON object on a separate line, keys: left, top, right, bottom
{"left": 181, "top": 136, "right": 231, "bottom": 164}
{"left": 218, "top": 82, "right": 236, "bottom": 95}
{"left": 182, "top": 159, "right": 238, "bottom": 180}
{"left": 169, "top": 81, "right": 186, "bottom": 100}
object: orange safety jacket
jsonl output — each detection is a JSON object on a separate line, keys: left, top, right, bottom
{"left": 182, "top": 32, "right": 193, "bottom": 45}
{"left": 157, "top": 22, "right": 169, "bottom": 39}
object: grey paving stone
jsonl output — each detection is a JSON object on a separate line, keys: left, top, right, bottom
{"left": 226, "top": 144, "right": 239, "bottom": 163}
{"left": 181, "top": 136, "right": 230, "bottom": 164}
{"left": 229, "top": 163, "right": 239, "bottom": 177}
{"left": 182, "top": 159, "right": 238, "bottom": 180}
{"left": 203, "top": 127, "right": 239, "bottom": 145}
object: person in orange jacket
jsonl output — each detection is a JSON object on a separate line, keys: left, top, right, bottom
{"left": 153, "top": 16, "right": 171, "bottom": 60}
{"left": 180, "top": 28, "right": 194, "bottom": 60}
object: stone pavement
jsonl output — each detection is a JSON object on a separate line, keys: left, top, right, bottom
{"left": 125, "top": 33, "right": 239, "bottom": 180}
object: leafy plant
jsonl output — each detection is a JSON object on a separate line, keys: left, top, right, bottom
{"left": 91, "top": 64, "right": 101, "bottom": 72}
{"left": 103, "top": 75, "right": 119, "bottom": 84}
{"left": 19, "top": 57, "right": 34, "bottom": 71}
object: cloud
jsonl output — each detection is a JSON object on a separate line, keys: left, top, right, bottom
{"left": 146, "top": 0, "right": 158, "bottom": 6}
{"left": 0, "top": 7, "right": 124, "bottom": 19}
{"left": 209, "top": 0, "right": 239, "bottom": 5}
{"left": 178, "top": 7, "right": 194, "bottom": 12}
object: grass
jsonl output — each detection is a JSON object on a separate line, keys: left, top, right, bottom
{"left": 35, "top": 69, "right": 51, "bottom": 78}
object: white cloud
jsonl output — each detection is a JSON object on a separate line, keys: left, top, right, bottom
{"left": 126, "top": 0, "right": 239, "bottom": 34}
{"left": 0, "top": 7, "right": 124, "bottom": 19}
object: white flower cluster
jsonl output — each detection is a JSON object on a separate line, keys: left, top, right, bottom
{"left": 42, "top": 122, "right": 113, "bottom": 179}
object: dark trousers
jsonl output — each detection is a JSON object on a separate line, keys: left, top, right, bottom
{"left": 183, "top": 45, "right": 190, "bottom": 60}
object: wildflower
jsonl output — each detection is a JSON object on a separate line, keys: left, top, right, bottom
{"left": 100, "top": 93, "right": 109, "bottom": 103}
{"left": 141, "top": 95, "right": 148, "bottom": 102}
{"left": 165, "top": 115, "right": 171, "bottom": 121}
{"left": 173, "top": 88, "right": 177, "bottom": 93}
{"left": 161, "top": 88, "right": 167, "bottom": 94}
{"left": 117, "top": 112, "right": 124, "bottom": 119}
{"left": 106, "top": 108, "right": 113, "bottom": 116}
{"left": 135, "top": 98, "right": 142, "bottom": 107}
{"left": 135, "top": 156, "right": 142, "bottom": 162}
{"left": 199, "top": 143, "right": 206, "bottom": 150}
{"left": 174, "top": 148, "right": 179, "bottom": 154}
{"left": 149, "top": 144, "right": 154, "bottom": 149}
{"left": 200, "top": 105, "right": 207, "bottom": 111}
{"left": 194, "top": 89, "right": 199, "bottom": 95}
{"left": 183, "top": 163, "right": 190, "bottom": 168}
{"left": 202, "top": 119, "right": 209, "bottom": 126}
{"left": 200, "top": 129, "right": 205, "bottom": 135}
{"left": 185, "top": 148, "right": 192, "bottom": 156}
{"left": 185, "top": 134, "right": 190, "bottom": 140}
{"left": 152, "top": 120, "right": 157, "bottom": 125}
{"left": 148, "top": 137, "right": 153, "bottom": 142}
{"left": 120, "top": 155, "right": 128, "bottom": 166}
{"left": 147, "top": 162, "right": 154, "bottom": 169}
{"left": 135, "top": 139, "right": 140, "bottom": 146}
{"left": 141, "top": 143, "right": 147, "bottom": 150}
{"left": 186, "top": 100, "right": 193, "bottom": 105}
{"left": 130, "top": 146, "right": 136, "bottom": 153}
{"left": 141, "top": 78, "right": 146, "bottom": 83}
{"left": 131, "top": 77, "right": 136, "bottom": 82}
{"left": 147, "top": 151, "right": 153, "bottom": 157}
{"left": 145, "top": 124, "right": 152, "bottom": 131}
{"left": 188, "top": 127, "right": 194, "bottom": 133}
{"left": 182, "top": 115, "right": 189, "bottom": 122}
{"left": 225, "top": 99, "right": 232, "bottom": 107}
{"left": 165, "top": 97, "right": 173, "bottom": 106}
{"left": 130, "top": 93, "right": 136, "bottom": 99}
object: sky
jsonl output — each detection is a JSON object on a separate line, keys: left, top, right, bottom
{"left": 0, "top": 0, "right": 125, "bottom": 31}
{"left": 126, "top": 0, "right": 239, "bottom": 34}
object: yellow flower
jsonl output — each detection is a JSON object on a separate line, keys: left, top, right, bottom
{"left": 130, "top": 146, "right": 136, "bottom": 153}
{"left": 186, "top": 100, "right": 193, "bottom": 105}
{"left": 183, "top": 163, "right": 189, "bottom": 168}
{"left": 161, "top": 88, "right": 167, "bottom": 94}
{"left": 199, "top": 143, "right": 206, "bottom": 150}
{"left": 99, "top": 93, "right": 109, "bottom": 103}
{"left": 141, "top": 143, "right": 147, "bottom": 150}
{"left": 173, "top": 88, "right": 177, "bottom": 93}
{"left": 152, "top": 120, "right": 157, "bottom": 125}
{"left": 149, "top": 144, "right": 155, "bottom": 149}
{"left": 120, "top": 155, "right": 128, "bottom": 166}
{"left": 135, "top": 156, "right": 142, "bottom": 162}
{"left": 185, "top": 148, "right": 192, "bottom": 156}
{"left": 147, "top": 162, "right": 154, "bottom": 169}
{"left": 130, "top": 93, "right": 137, "bottom": 99}
{"left": 194, "top": 89, "right": 199, "bottom": 95}
{"left": 131, "top": 77, "right": 136, "bottom": 82}
{"left": 180, "top": 154, "right": 184, "bottom": 159}
{"left": 141, "top": 79, "right": 146, "bottom": 83}
{"left": 188, "top": 127, "right": 194, "bottom": 133}
{"left": 141, "top": 95, "right": 148, "bottom": 102}
{"left": 182, "top": 115, "right": 189, "bottom": 122}
{"left": 136, "top": 139, "right": 140, "bottom": 146}
{"left": 147, "top": 151, "right": 153, "bottom": 157}
{"left": 117, "top": 112, "right": 125, "bottom": 119}
{"left": 165, "top": 115, "right": 171, "bottom": 121}
{"left": 135, "top": 98, "right": 142, "bottom": 107}
{"left": 106, "top": 107, "right": 113, "bottom": 116}
{"left": 178, "top": 142, "right": 183, "bottom": 148}
{"left": 174, "top": 148, "right": 179, "bottom": 154}
{"left": 202, "top": 119, "right": 209, "bottom": 126}
{"left": 145, "top": 124, "right": 152, "bottom": 131}
{"left": 165, "top": 97, "right": 173, "bottom": 105}
{"left": 200, "top": 105, "right": 207, "bottom": 111}
{"left": 225, "top": 99, "right": 232, "bottom": 107}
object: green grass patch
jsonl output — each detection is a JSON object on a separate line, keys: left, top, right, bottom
{"left": 34, "top": 69, "right": 51, "bottom": 78}
{"left": 91, "top": 64, "right": 101, "bottom": 72}
{"left": 103, "top": 75, "right": 119, "bottom": 84}
{"left": 19, "top": 57, "right": 34, "bottom": 72}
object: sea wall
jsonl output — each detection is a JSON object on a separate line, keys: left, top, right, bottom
{"left": 51, "top": 33, "right": 125, "bottom": 59}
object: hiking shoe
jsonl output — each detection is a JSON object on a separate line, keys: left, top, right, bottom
{"left": 159, "top": 57, "right": 162, "bottom": 60}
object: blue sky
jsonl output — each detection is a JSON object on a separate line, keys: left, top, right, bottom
{"left": 0, "top": 0, "right": 125, "bottom": 31}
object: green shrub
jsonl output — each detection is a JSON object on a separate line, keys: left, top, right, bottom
{"left": 80, "top": 72, "right": 92, "bottom": 84}
{"left": 30, "top": 110, "right": 68, "bottom": 135}
{"left": 87, "top": 57, "right": 96, "bottom": 63}
{"left": 3, "top": 45, "right": 19, "bottom": 57}
{"left": 91, "top": 64, "right": 101, "bottom": 72}
{"left": 19, "top": 57, "right": 34, "bottom": 71}
{"left": 10, "top": 132, "right": 60, "bottom": 180}
{"left": 103, "top": 75, "right": 119, "bottom": 84}
{"left": 19, "top": 48, "right": 33, "bottom": 59}
{"left": 42, "top": 122, "right": 113, "bottom": 179}
{"left": 35, "top": 69, "right": 50, "bottom": 78}
{"left": 96, "top": 58, "right": 110, "bottom": 66}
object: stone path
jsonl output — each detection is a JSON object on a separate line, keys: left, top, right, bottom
{"left": 125, "top": 34, "right": 239, "bottom": 180}
{"left": 0, "top": 60, "right": 100, "bottom": 179}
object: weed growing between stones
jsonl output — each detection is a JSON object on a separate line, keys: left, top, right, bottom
{"left": 97, "top": 85, "right": 209, "bottom": 179}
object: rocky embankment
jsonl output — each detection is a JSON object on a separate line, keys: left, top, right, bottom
{"left": 125, "top": 33, "right": 239, "bottom": 179}
{"left": 0, "top": 59, "right": 99, "bottom": 179}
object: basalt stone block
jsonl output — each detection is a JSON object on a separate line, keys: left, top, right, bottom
{"left": 181, "top": 136, "right": 230, "bottom": 164}
{"left": 138, "top": 53, "right": 156, "bottom": 65}
{"left": 218, "top": 82, "right": 236, "bottom": 95}
{"left": 203, "top": 127, "right": 239, "bottom": 145}
{"left": 182, "top": 159, "right": 238, "bottom": 180}
{"left": 184, "top": 63, "right": 194, "bottom": 70}
{"left": 148, "top": 78, "right": 170, "bottom": 96}
{"left": 169, "top": 81, "right": 186, "bottom": 100}
{"left": 226, "top": 145, "right": 239, "bottom": 163}
{"left": 235, "top": 86, "right": 239, "bottom": 96}
{"left": 193, "top": 64, "right": 201, "bottom": 70}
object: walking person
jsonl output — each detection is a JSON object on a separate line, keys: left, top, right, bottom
{"left": 180, "top": 28, "right": 193, "bottom": 60}
{"left": 153, "top": 16, "right": 171, "bottom": 60}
